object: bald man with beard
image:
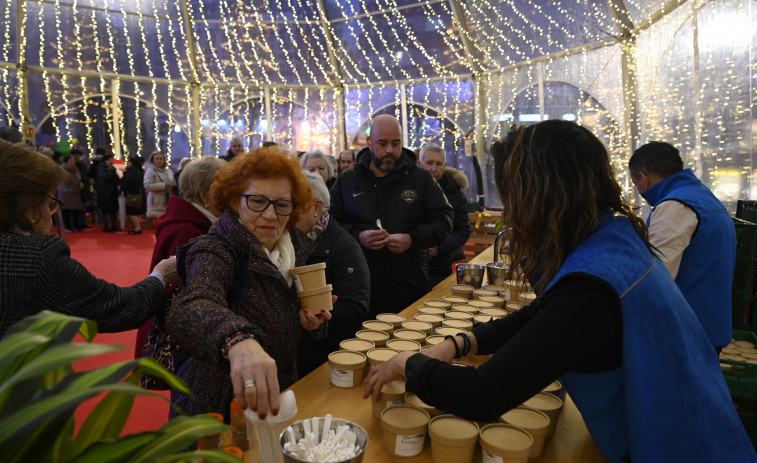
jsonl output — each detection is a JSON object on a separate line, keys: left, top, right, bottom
{"left": 330, "top": 115, "right": 454, "bottom": 316}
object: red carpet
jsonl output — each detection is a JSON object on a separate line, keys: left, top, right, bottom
{"left": 66, "top": 225, "right": 171, "bottom": 435}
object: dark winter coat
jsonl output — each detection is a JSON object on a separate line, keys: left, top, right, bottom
{"left": 429, "top": 167, "right": 471, "bottom": 281}
{"left": 59, "top": 162, "right": 84, "bottom": 211}
{"left": 297, "top": 216, "right": 370, "bottom": 377}
{"left": 165, "top": 211, "right": 319, "bottom": 419}
{"left": 330, "top": 147, "right": 453, "bottom": 315}
{"left": 121, "top": 165, "right": 146, "bottom": 215}
{"left": 0, "top": 231, "right": 164, "bottom": 339}
{"left": 96, "top": 163, "right": 120, "bottom": 211}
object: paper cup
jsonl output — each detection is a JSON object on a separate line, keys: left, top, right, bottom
{"left": 297, "top": 284, "right": 333, "bottom": 312}
{"left": 289, "top": 262, "right": 326, "bottom": 292}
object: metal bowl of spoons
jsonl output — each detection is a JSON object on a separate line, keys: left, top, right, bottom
{"left": 280, "top": 415, "right": 369, "bottom": 463}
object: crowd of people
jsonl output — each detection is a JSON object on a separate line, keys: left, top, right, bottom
{"left": 1, "top": 116, "right": 754, "bottom": 460}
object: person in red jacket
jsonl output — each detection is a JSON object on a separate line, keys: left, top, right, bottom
{"left": 134, "top": 156, "right": 227, "bottom": 357}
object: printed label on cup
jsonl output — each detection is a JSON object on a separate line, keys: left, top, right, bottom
{"left": 387, "top": 399, "right": 404, "bottom": 408}
{"left": 502, "top": 288, "right": 511, "bottom": 300}
{"left": 330, "top": 367, "right": 354, "bottom": 387}
{"left": 482, "top": 448, "right": 504, "bottom": 463}
{"left": 293, "top": 275, "right": 304, "bottom": 293}
{"left": 395, "top": 433, "right": 426, "bottom": 456}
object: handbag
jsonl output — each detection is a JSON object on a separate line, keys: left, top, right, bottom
{"left": 126, "top": 192, "right": 142, "bottom": 208}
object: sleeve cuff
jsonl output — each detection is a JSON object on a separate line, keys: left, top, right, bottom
{"left": 148, "top": 271, "right": 166, "bottom": 288}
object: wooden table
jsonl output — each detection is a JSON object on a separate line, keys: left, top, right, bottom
{"left": 244, "top": 246, "right": 608, "bottom": 462}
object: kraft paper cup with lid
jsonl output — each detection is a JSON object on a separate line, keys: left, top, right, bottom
{"left": 327, "top": 351, "right": 366, "bottom": 388}
{"left": 450, "top": 304, "right": 479, "bottom": 316}
{"left": 473, "top": 314, "right": 497, "bottom": 326}
{"left": 542, "top": 380, "right": 566, "bottom": 402}
{"left": 480, "top": 295, "right": 506, "bottom": 308}
{"left": 442, "top": 318, "right": 473, "bottom": 331}
{"left": 297, "top": 284, "right": 334, "bottom": 312}
{"left": 392, "top": 328, "right": 427, "bottom": 343}
{"left": 405, "top": 392, "right": 442, "bottom": 417}
{"left": 425, "top": 334, "right": 446, "bottom": 346}
{"left": 468, "top": 299, "right": 495, "bottom": 310}
{"left": 355, "top": 329, "right": 390, "bottom": 347}
{"left": 366, "top": 347, "right": 399, "bottom": 366}
{"left": 520, "top": 292, "right": 537, "bottom": 304}
{"left": 428, "top": 414, "right": 480, "bottom": 463}
{"left": 450, "top": 284, "right": 474, "bottom": 298}
{"left": 424, "top": 299, "right": 452, "bottom": 310}
{"left": 418, "top": 306, "right": 447, "bottom": 317}
{"left": 339, "top": 338, "right": 375, "bottom": 355}
{"left": 442, "top": 295, "right": 469, "bottom": 305}
{"left": 444, "top": 310, "right": 474, "bottom": 322}
{"left": 500, "top": 406, "right": 551, "bottom": 458}
{"left": 435, "top": 326, "right": 465, "bottom": 337}
{"left": 380, "top": 405, "right": 430, "bottom": 457}
{"left": 485, "top": 284, "right": 507, "bottom": 296}
{"left": 362, "top": 319, "right": 394, "bottom": 335}
{"left": 401, "top": 320, "right": 434, "bottom": 335}
{"left": 289, "top": 262, "right": 326, "bottom": 292}
{"left": 376, "top": 312, "right": 406, "bottom": 329}
{"left": 371, "top": 380, "right": 406, "bottom": 419}
{"left": 479, "top": 423, "right": 533, "bottom": 463}
{"left": 414, "top": 313, "right": 443, "bottom": 329}
{"left": 386, "top": 339, "right": 422, "bottom": 353}
{"left": 523, "top": 392, "right": 564, "bottom": 437}
{"left": 506, "top": 302, "right": 523, "bottom": 313}
{"left": 480, "top": 307, "right": 508, "bottom": 318}
{"left": 473, "top": 288, "right": 498, "bottom": 300}
{"left": 503, "top": 280, "right": 524, "bottom": 302}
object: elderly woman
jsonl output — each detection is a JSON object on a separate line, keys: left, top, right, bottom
{"left": 144, "top": 150, "right": 175, "bottom": 219}
{"left": 166, "top": 146, "right": 332, "bottom": 421}
{"left": 58, "top": 153, "right": 85, "bottom": 232}
{"left": 134, "top": 156, "right": 227, "bottom": 358}
{"left": 223, "top": 136, "right": 244, "bottom": 162}
{"left": 296, "top": 171, "right": 370, "bottom": 377}
{"left": 121, "top": 155, "right": 146, "bottom": 235}
{"left": 363, "top": 121, "right": 755, "bottom": 462}
{"left": 300, "top": 150, "right": 335, "bottom": 190}
{"left": 0, "top": 139, "right": 178, "bottom": 339}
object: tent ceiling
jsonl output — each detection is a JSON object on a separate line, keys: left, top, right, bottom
{"left": 8, "top": 0, "right": 678, "bottom": 87}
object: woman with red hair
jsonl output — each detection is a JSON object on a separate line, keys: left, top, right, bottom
{"left": 166, "top": 146, "right": 331, "bottom": 423}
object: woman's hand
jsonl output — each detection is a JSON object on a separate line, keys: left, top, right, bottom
{"left": 229, "top": 338, "right": 280, "bottom": 419}
{"left": 299, "top": 307, "right": 332, "bottom": 331}
{"left": 362, "top": 351, "right": 413, "bottom": 402}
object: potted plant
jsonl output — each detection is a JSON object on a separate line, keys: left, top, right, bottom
{"left": 0, "top": 311, "right": 241, "bottom": 463}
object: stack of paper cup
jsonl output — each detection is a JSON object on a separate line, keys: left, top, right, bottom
{"left": 289, "top": 263, "right": 333, "bottom": 312}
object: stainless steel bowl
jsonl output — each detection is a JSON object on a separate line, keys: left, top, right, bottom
{"left": 486, "top": 262, "right": 510, "bottom": 287}
{"left": 280, "top": 417, "right": 369, "bottom": 463}
{"left": 456, "top": 263, "right": 486, "bottom": 288}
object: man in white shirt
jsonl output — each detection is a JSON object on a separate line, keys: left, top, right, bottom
{"left": 629, "top": 141, "right": 736, "bottom": 350}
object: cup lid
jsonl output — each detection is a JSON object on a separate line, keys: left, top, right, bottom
{"left": 429, "top": 415, "right": 479, "bottom": 445}
{"left": 480, "top": 423, "right": 533, "bottom": 454}
{"left": 450, "top": 304, "right": 478, "bottom": 314}
{"left": 500, "top": 406, "right": 550, "bottom": 430}
{"left": 442, "top": 319, "right": 473, "bottom": 330}
{"left": 392, "top": 329, "right": 426, "bottom": 341}
{"left": 424, "top": 299, "right": 452, "bottom": 308}
{"left": 468, "top": 300, "right": 494, "bottom": 308}
{"left": 376, "top": 313, "right": 406, "bottom": 324}
{"left": 366, "top": 347, "right": 399, "bottom": 363}
{"left": 479, "top": 307, "right": 508, "bottom": 317}
{"left": 340, "top": 338, "right": 375, "bottom": 352}
{"left": 414, "top": 313, "right": 443, "bottom": 324}
{"left": 418, "top": 306, "right": 446, "bottom": 316}
{"left": 444, "top": 310, "right": 473, "bottom": 320}
{"left": 386, "top": 339, "right": 422, "bottom": 352}
{"left": 401, "top": 320, "right": 433, "bottom": 332}
{"left": 355, "top": 330, "right": 390, "bottom": 342}
{"left": 288, "top": 262, "right": 326, "bottom": 274}
{"left": 381, "top": 405, "right": 430, "bottom": 431}
{"left": 425, "top": 335, "right": 445, "bottom": 345}
{"left": 435, "top": 326, "right": 465, "bottom": 336}
{"left": 328, "top": 350, "right": 366, "bottom": 368}
{"left": 362, "top": 320, "right": 394, "bottom": 332}
{"left": 523, "top": 392, "right": 564, "bottom": 411}
{"left": 442, "top": 296, "right": 469, "bottom": 304}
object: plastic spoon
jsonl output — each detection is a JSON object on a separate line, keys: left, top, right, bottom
{"left": 376, "top": 219, "right": 383, "bottom": 229}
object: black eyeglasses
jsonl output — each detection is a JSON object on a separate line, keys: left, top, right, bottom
{"left": 239, "top": 194, "right": 297, "bottom": 216}
{"left": 48, "top": 196, "right": 64, "bottom": 214}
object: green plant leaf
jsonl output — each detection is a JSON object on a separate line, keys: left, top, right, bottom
{"left": 0, "top": 342, "right": 123, "bottom": 397}
{"left": 70, "top": 432, "right": 158, "bottom": 463}
{"left": 155, "top": 449, "right": 243, "bottom": 463}
{"left": 134, "top": 357, "right": 191, "bottom": 393}
{"left": 129, "top": 415, "right": 232, "bottom": 462}
{"left": 6, "top": 311, "right": 95, "bottom": 345}
{"left": 0, "top": 332, "right": 53, "bottom": 383}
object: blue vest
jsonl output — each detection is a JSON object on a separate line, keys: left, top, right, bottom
{"left": 642, "top": 169, "right": 736, "bottom": 347}
{"left": 549, "top": 216, "right": 754, "bottom": 462}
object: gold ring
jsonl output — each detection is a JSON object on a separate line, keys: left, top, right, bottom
{"left": 244, "top": 379, "right": 256, "bottom": 388}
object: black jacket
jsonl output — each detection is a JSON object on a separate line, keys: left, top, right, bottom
{"left": 429, "top": 169, "right": 471, "bottom": 280}
{"left": 96, "top": 163, "right": 120, "bottom": 211}
{"left": 330, "top": 147, "right": 453, "bottom": 314}
{"left": 297, "top": 217, "right": 371, "bottom": 377}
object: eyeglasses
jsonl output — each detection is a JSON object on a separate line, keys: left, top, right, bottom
{"left": 48, "top": 196, "right": 64, "bottom": 214}
{"left": 239, "top": 194, "right": 297, "bottom": 216}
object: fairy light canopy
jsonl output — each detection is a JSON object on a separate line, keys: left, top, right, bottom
{"left": 0, "top": 0, "right": 754, "bottom": 208}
